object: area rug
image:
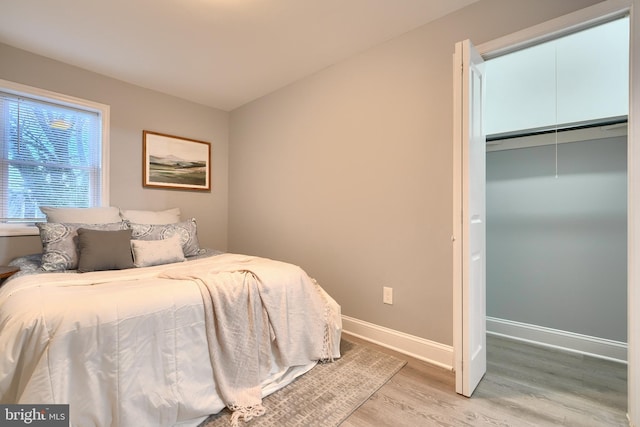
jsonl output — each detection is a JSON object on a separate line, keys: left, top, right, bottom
{"left": 199, "top": 338, "right": 406, "bottom": 427}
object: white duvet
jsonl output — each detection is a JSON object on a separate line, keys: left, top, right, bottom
{"left": 0, "top": 253, "right": 342, "bottom": 427}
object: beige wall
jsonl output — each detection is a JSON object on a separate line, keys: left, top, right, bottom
{"left": 228, "top": 0, "right": 601, "bottom": 345}
{"left": 0, "top": 43, "right": 229, "bottom": 264}
{"left": 0, "top": 0, "right": 603, "bottom": 345}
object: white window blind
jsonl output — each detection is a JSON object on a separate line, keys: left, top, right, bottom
{"left": 0, "top": 91, "right": 103, "bottom": 223}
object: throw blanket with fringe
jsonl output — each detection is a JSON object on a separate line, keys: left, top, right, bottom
{"left": 160, "top": 254, "right": 338, "bottom": 426}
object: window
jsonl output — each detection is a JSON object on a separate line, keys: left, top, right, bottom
{"left": 0, "top": 79, "right": 109, "bottom": 235}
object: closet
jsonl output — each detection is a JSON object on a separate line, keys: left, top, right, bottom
{"left": 484, "top": 17, "right": 629, "bottom": 360}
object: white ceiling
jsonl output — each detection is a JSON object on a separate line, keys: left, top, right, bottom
{"left": 0, "top": 0, "right": 478, "bottom": 111}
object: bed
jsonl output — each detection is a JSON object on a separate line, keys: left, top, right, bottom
{"left": 0, "top": 208, "right": 342, "bottom": 427}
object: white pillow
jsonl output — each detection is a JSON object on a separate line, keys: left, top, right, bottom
{"left": 130, "top": 234, "right": 186, "bottom": 267}
{"left": 40, "top": 206, "right": 121, "bottom": 224}
{"left": 120, "top": 208, "right": 181, "bottom": 224}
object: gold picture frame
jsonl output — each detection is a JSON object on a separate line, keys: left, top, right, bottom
{"left": 143, "top": 130, "right": 211, "bottom": 191}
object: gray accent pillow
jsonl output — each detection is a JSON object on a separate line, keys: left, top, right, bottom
{"left": 77, "top": 228, "right": 134, "bottom": 272}
{"left": 36, "top": 222, "right": 127, "bottom": 271}
{"left": 126, "top": 218, "right": 202, "bottom": 257}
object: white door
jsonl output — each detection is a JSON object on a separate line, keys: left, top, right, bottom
{"left": 453, "top": 39, "right": 486, "bottom": 397}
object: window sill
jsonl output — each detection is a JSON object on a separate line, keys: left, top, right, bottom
{"left": 0, "top": 224, "right": 40, "bottom": 237}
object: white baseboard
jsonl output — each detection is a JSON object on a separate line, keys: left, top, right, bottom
{"left": 487, "top": 316, "right": 628, "bottom": 364}
{"left": 341, "top": 315, "right": 454, "bottom": 370}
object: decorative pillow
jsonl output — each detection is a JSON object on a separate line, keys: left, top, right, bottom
{"left": 130, "top": 234, "right": 186, "bottom": 268}
{"left": 77, "top": 228, "right": 134, "bottom": 272}
{"left": 126, "top": 218, "right": 201, "bottom": 256}
{"left": 39, "top": 206, "right": 121, "bottom": 224}
{"left": 36, "top": 222, "right": 127, "bottom": 271}
{"left": 119, "top": 208, "right": 181, "bottom": 224}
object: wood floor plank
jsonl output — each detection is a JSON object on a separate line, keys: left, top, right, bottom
{"left": 341, "top": 334, "right": 628, "bottom": 426}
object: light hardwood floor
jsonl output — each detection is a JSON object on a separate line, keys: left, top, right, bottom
{"left": 342, "top": 334, "right": 628, "bottom": 426}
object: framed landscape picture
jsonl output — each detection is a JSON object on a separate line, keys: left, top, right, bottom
{"left": 143, "top": 130, "right": 211, "bottom": 191}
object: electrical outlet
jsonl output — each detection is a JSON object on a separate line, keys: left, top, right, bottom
{"left": 383, "top": 286, "right": 393, "bottom": 305}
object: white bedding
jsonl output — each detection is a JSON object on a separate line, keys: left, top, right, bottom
{"left": 0, "top": 253, "right": 342, "bottom": 427}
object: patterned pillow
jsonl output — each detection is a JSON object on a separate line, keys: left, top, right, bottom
{"left": 126, "top": 218, "right": 202, "bottom": 257}
{"left": 37, "top": 222, "right": 127, "bottom": 271}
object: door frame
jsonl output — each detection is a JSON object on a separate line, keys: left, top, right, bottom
{"left": 452, "top": 0, "right": 638, "bottom": 423}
